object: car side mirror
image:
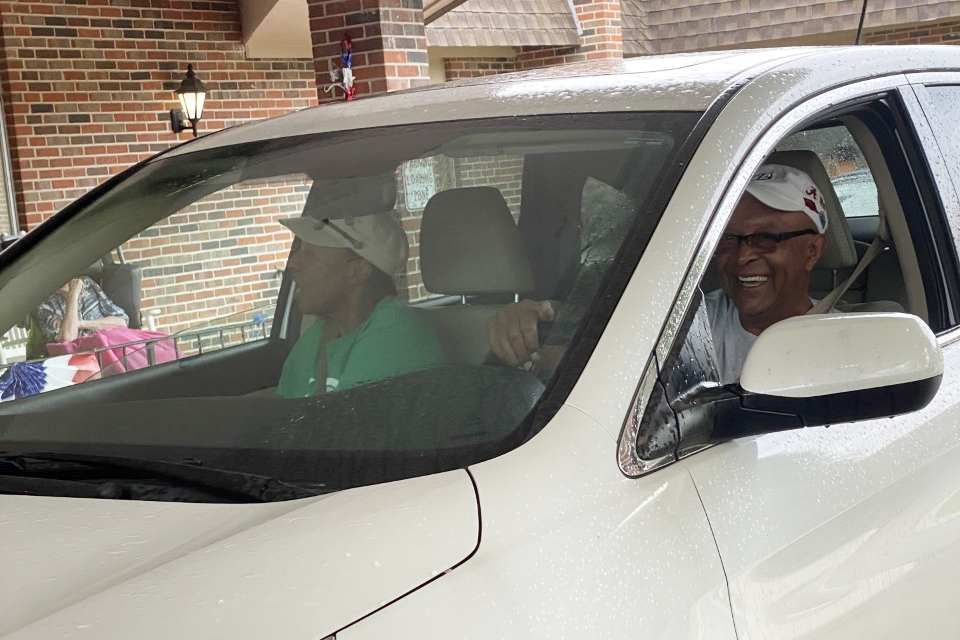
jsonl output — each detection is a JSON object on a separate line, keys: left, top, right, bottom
{"left": 710, "top": 312, "right": 943, "bottom": 441}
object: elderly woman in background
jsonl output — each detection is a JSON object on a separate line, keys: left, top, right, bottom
{"left": 37, "top": 276, "right": 129, "bottom": 344}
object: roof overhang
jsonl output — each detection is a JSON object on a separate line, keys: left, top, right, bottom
{"left": 240, "top": 0, "right": 470, "bottom": 59}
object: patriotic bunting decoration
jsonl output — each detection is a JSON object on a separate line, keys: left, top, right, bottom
{"left": 0, "top": 354, "right": 100, "bottom": 402}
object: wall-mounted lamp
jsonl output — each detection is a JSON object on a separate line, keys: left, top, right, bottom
{"left": 170, "top": 64, "right": 207, "bottom": 137}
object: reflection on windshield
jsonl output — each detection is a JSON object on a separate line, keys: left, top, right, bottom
{"left": 0, "top": 112, "right": 700, "bottom": 500}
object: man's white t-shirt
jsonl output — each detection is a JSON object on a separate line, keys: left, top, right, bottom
{"left": 705, "top": 289, "right": 820, "bottom": 384}
{"left": 704, "top": 289, "right": 756, "bottom": 385}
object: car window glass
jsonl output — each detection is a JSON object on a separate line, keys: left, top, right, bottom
{"left": 0, "top": 113, "right": 700, "bottom": 499}
{"left": 121, "top": 175, "right": 303, "bottom": 356}
{"left": 921, "top": 85, "right": 960, "bottom": 195}
{"left": 6, "top": 176, "right": 304, "bottom": 384}
{"left": 777, "top": 125, "right": 879, "bottom": 218}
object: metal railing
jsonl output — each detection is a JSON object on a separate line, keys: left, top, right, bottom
{"left": 0, "top": 316, "right": 273, "bottom": 381}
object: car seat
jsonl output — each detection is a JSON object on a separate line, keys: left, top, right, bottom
{"left": 418, "top": 186, "right": 535, "bottom": 364}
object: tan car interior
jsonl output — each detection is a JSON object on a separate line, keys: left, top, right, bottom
{"left": 418, "top": 186, "right": 535, "bottom": 365}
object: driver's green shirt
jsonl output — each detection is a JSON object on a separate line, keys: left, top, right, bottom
{"left": 276, "top": 297, "right": 444, "bottom": 397}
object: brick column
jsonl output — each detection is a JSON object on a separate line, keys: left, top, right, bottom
{"left": 573, "top": 0, "right": 622, "bottom": 60}
{"left": 307, "top": 0, "right": 430, "bottom": 104}
{"left": 517, "top": 0, "right": 622, "bottom": 70}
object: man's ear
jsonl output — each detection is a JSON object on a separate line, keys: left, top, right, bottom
{"left": 804, "top": 233, "right": 828, "bottom": 271}
{"left": 346, "top": 255, "right": 373, "bottom": 285}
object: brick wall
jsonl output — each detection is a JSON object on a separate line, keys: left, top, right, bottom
{"left": 119, "top": 181, "right": 307, "bottom": 336}
{"left": 454, "top": 156, "right": 523, "bottom": 218}
{"left": 863, "top": 18, "right": 960, "bottom": 44}
{"left": 0, "top": 0, "right": 317, "bottom": 334}
{"left": 0, "top": 0, "right": 317, "bottom": 231}
{"left": 518, "top": 0, "right": 622, "bottom": 69}
{"left": 443, "top": 56, "right": 517, "bottom": 80}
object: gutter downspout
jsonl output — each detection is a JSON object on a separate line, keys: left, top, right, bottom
{"left": 565, "top": 0, "right": 583, "bottom": 36}
{"left": 0, "top": 94, "right": 19, "bottom": 234}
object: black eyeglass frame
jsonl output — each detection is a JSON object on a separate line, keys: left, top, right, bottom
{"left": 714, "top": 228, "right": 818, "bottom": 254}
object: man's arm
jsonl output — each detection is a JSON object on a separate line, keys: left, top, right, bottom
{"left": 485, "top": 299, "right": 555, "bottom": 368}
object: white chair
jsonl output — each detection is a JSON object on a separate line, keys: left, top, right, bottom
{"left": 0, "top": 326, "right": 30, "bottom": 364}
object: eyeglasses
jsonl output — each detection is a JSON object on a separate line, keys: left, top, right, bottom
{"left": 714, "top": 229, "right": 817, "bottom": 254}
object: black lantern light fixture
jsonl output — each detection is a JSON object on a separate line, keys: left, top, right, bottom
{"left": 170, "top": 64, "right": 207, "bottom": 137}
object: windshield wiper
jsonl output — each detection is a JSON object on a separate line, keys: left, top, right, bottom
{"left": 0, "top": 452, "right": 320, "bottom": 503}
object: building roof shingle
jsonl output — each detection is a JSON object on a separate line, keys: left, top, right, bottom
{"left": 624, "top": 0, "right": 960, "bottom": 55}
{"left": 426, "top": 0, "right": 580, "bottom": 48}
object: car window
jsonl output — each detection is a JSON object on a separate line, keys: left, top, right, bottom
{"left": 4, "top": 175, "right": 302, "bottom": 381}
{"left": 777, "top": 125, "right": 879, "bottom": 219}
{"left": 0, "top": 112, "right": 701, "bottom": 500}
{"left": 920, "top": 85, "right": 960, "bottom": 202}
{"left": 631, "top": 96, "right": 959, "bottom": 470}
{"left": 117, "top": 175, "right": 301, "bottom": 356}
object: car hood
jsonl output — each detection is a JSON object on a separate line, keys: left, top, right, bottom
{"left": 1, "top": 470, "right": 479, "bottom": 639}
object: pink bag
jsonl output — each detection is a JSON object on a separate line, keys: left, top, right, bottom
{"left": 47, "top": 327, "right": 180, "bottom": 375}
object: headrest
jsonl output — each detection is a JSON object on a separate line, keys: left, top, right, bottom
{"left": 764, "top": 150, "right": 857, "bottom": 270}
{"left": 420, "top": 187, "right": 535, "bottom": 295}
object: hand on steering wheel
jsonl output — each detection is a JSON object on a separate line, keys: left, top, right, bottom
{"left": 486, "top": 299, "right": 555, "bottom": 369}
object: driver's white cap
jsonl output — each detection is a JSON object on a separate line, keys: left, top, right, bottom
{"left": 280, "top": 212, "right": 408, "bottom": 277}
{"left": 746, "top": 164, "right": 829, "bottom": 233}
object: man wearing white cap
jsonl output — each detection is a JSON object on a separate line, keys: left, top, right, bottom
{"left": 275, "top": 204, "right": 444, "bottom": 397}
{"left": 487, "top": 163, "right": 829, "bottom": 383}
{"left": 707, "top": 163, "right": 828, "bottom": 383}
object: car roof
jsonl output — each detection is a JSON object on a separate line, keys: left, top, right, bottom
{"left": 166, "top": 45, "right": 960, "bottom": 157}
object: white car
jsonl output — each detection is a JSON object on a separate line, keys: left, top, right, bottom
{"left": 2, "top": 45, "right": 960, "bottom": 639}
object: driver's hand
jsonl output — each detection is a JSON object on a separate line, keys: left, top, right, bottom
{"left": 486, "top": 299, "right": 555, "bottom": 368}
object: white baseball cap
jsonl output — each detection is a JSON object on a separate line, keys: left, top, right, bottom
{"left": 746, "top": 163, "right": 829, "bottom": 233}
{"left": 280, "top": 212, "right": 408, "bottom": 276}
{"left": 280, "top": 174, "right": 408, "bottom": 276}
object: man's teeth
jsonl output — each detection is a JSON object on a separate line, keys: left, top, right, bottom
{"left": 738, "top": 275, "right": 768, "bottom": 286}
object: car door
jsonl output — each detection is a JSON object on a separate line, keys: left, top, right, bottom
{"left": 629, "top": 81, "right": 960, "bottom": 639}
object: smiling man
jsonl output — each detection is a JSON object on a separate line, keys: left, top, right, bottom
{"left": 706, "top": 163, "right": 828, "bottom": 383}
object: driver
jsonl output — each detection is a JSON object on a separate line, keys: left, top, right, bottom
{"left": 276, "top": 208, "right": 444, "bottom": 397}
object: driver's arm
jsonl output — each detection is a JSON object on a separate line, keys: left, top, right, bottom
{"left": 486, "top": 299, "right": 555, "bottom": 368}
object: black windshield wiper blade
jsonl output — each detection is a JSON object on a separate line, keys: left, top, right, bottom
{"left": 0, "top": 452, "right": 320, "bottom": 502}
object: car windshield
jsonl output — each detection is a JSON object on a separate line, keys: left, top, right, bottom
{"left": 0, "top": 112, "right": 699, "bottom": 501}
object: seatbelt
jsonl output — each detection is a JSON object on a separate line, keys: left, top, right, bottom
{"left": 807, "top": 216, "right": 889, "bottom": 315}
